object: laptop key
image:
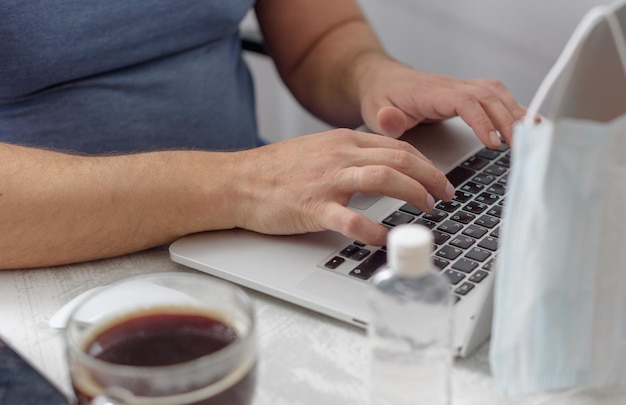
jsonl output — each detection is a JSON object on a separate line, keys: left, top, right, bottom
{"left": 446, "top": 166, "right": 475, "bottom": 187}
{"left": 339, "top": 245, "right": 360, "bottom": 258}
{"left": 437, "top": 220, "right": 463, "bottom": 235}
{"left": 433, "top": 257, "right": 449, "bottom": 271}
{"left": 462, "top": 224, "right": 488, "bottom": 239}
{"left": 382, "top": 211, "right": 414, "bottom": 227}
{"left": 463, "top": 201, "right": 489, "bottom": 214}
{"left": 475, "top": 215, "right": 499, "bottom": 228}
{"left": 453, "top": 190, "right": 473, "bottom": 203}
{"left": 486, "top": 183, "right": 506, "bottom": 196}
{"left": 349, "top": 249, "right": 387, "bottom": 280}
{"left": 423, "top": 208, "right": 447, "bottom": 223}
{"left": 483, "top": 257, "right": 497, "bottom": 271}
{"left": 472, "top": 173, "right": 496, "bottom": 185}
{"left": 351, "top": 249, "right": 371, "bottom": 261}
{"left": 415, "top": 217, "right": 436, "bottom": 229}
{"left": 451, "top": 211, "right": 476, "bottom": 225}
{"left": 476, "top": 148, "right": 501, "bottom": 160}
{"left": 465, "top": 247, "right": 491, "bottom": 262}
{"left": 487, "top": 205, "right": 503, "bottom": 218}
{"left": 324, "top": 256, "right": 345, "bottom": 269}
{"left": 399, "top": 203, "right": 421, "bottom": 216}
{"left": 450, "top": 236, "right": 476, "bottom": 250}
{"left": 452, "top": 258, "right": 478, "bottom": 273}
{"left": 485, "top": 164, "right": 507, "bottom": 176}
{"left": 462, "top": 156, "right": 490, "bottom": 170}
{"left": 495, "top": 156, "right": 511, "bottom": 168}
{"left": 436, "top": 246, "right": 463, "bottom": 260}
{"left": 478, "top": 237, "right": 498, "bottom": 252}
{"left": 432, "top": 230, "right": 451, "bottom": 245}
{"left": 455, "top": 282, "right": 475, "bottom": 296}
{"left": 461, "top": 181, "right": 484, "bottom": 194}
{"left": 469, "top": 270, "right": 489, "bottom": 283}
{"left": 444, "top": 270, "right": 465, "bottom": 285}
{"left": 475, "top": 192, "right": 500, "bottom": 205}
{"left": 436, "top": 200, "right": 462, "bottom": 213}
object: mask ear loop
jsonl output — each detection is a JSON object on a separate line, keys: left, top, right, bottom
{"left": 605, "top": 5, "right": 626, "bottom": 78}
{"left": 523, "top": 5, "right": 626, "bottom": 127}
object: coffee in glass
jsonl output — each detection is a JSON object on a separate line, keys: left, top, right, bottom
{"left": 65, "top": 272, "right": 257, "bottom": 405}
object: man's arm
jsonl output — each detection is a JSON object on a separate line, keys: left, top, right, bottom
{"left": 255, "top": 0, "right": 527, "bottom": 146}
{"left": 1, "top": 128, "right": 455, "bottom": 270}
{"left": 0, "top": 143, "right": 238, "bottom": 269}
{"left": 255, "top": 0, "right": 376, "bottom": 129}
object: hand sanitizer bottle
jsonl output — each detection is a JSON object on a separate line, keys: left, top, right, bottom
{"left": 368, "top": 224, "right": 453, "bottom": 405}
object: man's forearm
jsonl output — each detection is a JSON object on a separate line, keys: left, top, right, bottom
{"left": 284, "top": 19, "right": 389, "bottom": 129}
{"left": 255, "top": 0, "right": 389, "bottom": 129}
{"left": 0, "top": 143, "right": 235, "bottom": 269}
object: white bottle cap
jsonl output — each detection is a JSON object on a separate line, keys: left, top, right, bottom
{"left": 387, "top": 224, "right": 433, "bottom": 277}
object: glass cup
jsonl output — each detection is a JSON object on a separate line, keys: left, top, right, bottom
{"left": 64, "top": 272, "right": 257, "bottom": 405}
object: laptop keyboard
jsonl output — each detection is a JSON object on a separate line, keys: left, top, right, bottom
{"left": 319, "top": 143, "right": 510, "bottom": 303}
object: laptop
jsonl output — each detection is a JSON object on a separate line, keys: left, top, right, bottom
{"left": 170, "top": 117, "right": 503, "bottom": 357}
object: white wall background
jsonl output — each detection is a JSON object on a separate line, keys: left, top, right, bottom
{"left": 243, "top": 0, "right": 613, "bottom": 142}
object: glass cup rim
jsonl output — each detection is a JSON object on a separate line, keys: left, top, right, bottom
{"left": 64, "top": 271, "right": 257, "bottom": 377}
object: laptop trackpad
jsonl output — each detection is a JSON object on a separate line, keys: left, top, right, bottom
{"left": 348, "top": 193, "right": 383, "bottom": 210}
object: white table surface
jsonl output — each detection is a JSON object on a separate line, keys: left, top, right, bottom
{"left": 1, "top": 245, "right": 625, "bottom": 405}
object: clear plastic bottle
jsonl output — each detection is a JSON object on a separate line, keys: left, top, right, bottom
{"left": 368, "top": 224, "right": 453, "bottom": 405}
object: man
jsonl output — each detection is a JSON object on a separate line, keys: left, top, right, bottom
{"left": 0, "top": 0, "right": 524, "bottom": 269}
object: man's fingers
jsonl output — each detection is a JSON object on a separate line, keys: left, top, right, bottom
{"left": 479, "top": 97, "right": 516, "bottom": 146}
{"left": 346, "top": 130, "right": 432, "bottom": 164}
{"left": 321, "top": 202, "right": 388, "bottom": 246}
{"left": 333, "top": 162, "right": 454, "bottom": 212}
{"left": 351, "top": 165, "right": 436, "bottom": 211}
{"left": 375, "top": 105, "right": 411, "bottom": 139}
{"left": 328, "top": 141, "right": 453, "bottom": 204}
{"left": 480, "top": 79, "right": 527, "bottom": 122}
{"left": 460, "top": 79, "right": 526, "bottom": 146}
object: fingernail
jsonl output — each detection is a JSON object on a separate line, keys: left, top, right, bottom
{"left": 445, "top": 182, "right": 455, "bottom": 200}
{"left": 489, "top": 131, "right": 501, "bottom": 148}
{"left": 426, "top": 194, "right": 435, "bottom": 211}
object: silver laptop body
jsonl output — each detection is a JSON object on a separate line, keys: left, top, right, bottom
{"left": 170, "top": 117, "right": 496, "bottom": 358}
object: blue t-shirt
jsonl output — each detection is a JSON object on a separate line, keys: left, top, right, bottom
{"left": 0, "top": 0, "right": 257, "bottom": 154}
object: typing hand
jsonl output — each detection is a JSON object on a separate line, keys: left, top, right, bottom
{"left": 357, "top": 58, "right": 526, "bottom": 148}
{"left": 232, "top": 129, "right": 455, "bottom": 246}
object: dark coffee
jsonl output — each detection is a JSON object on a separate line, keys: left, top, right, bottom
{"left": 74, "top": 308, "right": 256, "bottom": 405}
{"left": 87, "top": 312, "right": 237, "bottom": 366}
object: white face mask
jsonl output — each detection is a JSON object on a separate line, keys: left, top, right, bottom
{"left": 490, "top": 0, "right": 626, "bottom": 398}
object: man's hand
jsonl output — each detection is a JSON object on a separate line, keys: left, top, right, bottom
{"left": 356, "top": 56, "right": 527, "bottom": 147}
{"left": 231, "top": 128, "right": 455, "bottom": 246}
